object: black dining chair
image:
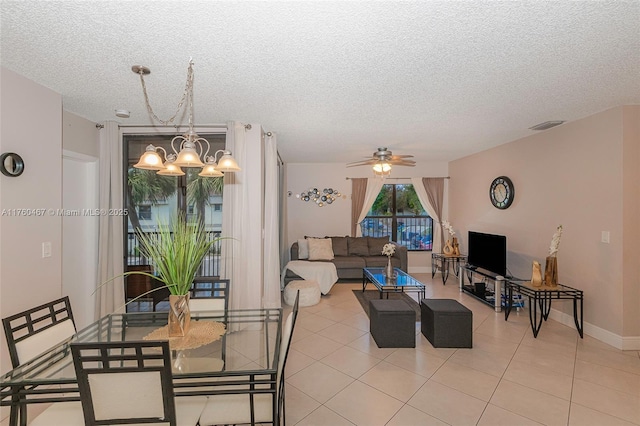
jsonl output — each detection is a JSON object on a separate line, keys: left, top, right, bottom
{"left": 71, "top": 340, "right": 207, "bottom": 426}
{"left": 189, "top": 277, "right": 230, "bottom": 316}
{"left": 27, "top": 340, "right": 208, "bottom": 426}
{"left": 2, "top": 296, "right": 77, "bottom": 368}
{"left": 198, "top": 291, "right": 300, "bottom": 426}
{"left": 2, "top": 297, "right": 82, "bottom": 426}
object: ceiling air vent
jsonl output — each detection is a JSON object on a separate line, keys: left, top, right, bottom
{"left": 529, "top": 121, "right": 565, "bottom": 131}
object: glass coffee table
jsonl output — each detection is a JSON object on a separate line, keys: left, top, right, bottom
{"left": 362, "top": 268, "right": 426, "bottom": 300}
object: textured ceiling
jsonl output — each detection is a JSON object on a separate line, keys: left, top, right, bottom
{"left": 1, "top": 1, "right": 639, "bottom": 164}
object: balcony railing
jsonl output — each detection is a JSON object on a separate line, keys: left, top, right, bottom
{"left": 361, "top": 216, "right": 433, "bottom": 251}
{"left": 126, "top": 231, "right": 222, "bottom": 277}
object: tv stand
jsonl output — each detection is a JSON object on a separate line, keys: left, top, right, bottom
{"left": 459, "top": 265, "right": 506, "bottom": 312}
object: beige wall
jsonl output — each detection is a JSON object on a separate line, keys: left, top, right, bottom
{"left": 285, "top": 161, "right": 449, "bottom": 273}
{"left": 0, "top": 68, "right": 63, "bottom": 374}
{"left": 450, "top": 106, "right": 636, "bottom": 344}
{"left": 622, "top": 106, "right": 640, "bottom": 337}
{"left": 62, "top": 110, "right": 100, "bottom": 157}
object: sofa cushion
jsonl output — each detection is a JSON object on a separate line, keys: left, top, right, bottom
{"left": 297, "top": 238, "right": 309, "bottom": 259}
{"left": 308, "top": 238, "right": 334, "bottom": 260}
{"left": 368, "top": 236, "right": 391, "bottom": 256}
{"left": 362, "top": 256, "right": 401, "bottom": 268}
{"left": 327, "top": 236, "right": 349, "bottom": 257}
{"left": 331, "top": 256, "right": 366, "bottom": 270}
{"left": 347, "top": 237, "right": 370, "bottom": 256}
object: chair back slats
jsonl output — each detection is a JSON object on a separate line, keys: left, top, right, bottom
{"left": 189, "top": 278, "right": 230, "bottom": 314}
{"left": 2, "top": 296, "right": 76, "bottom": 367}
{"left": 71, "top": 340, "right": 177, "bottom": 426}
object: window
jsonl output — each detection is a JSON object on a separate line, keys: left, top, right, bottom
{"left": 124, "top": 132, "right": 227, "bottom": 280}
{"left": 138, "top": 205, "right": 152, "bottom": 220}
{"left": 362, "top": 184, "right": 432, "bottom": 251}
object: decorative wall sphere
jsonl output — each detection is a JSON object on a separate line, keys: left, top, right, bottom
{"left": 296, "top": 187, "right": 342, "bottom": 207}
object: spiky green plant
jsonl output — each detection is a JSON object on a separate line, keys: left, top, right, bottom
{"left": 136, "top": 213, "right": 219, "bottom": 295}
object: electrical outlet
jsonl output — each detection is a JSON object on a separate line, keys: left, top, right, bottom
{"left": 42, "top": 242, "right": 52, "bottom": 258}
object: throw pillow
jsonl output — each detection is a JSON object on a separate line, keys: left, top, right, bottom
{"left": 368, "top": 236, "right": 391, "bottom": 256}
{"left": 347, "top": 237, "right": 370, "bottom": 256}
{"left": 327, "top": 236, "right": 348, "bottom": 257}
{"left": 308, "top": 238, "right": 334, "bottom": 260}
{"left": 297, "top": 238, "right": 309, "bottom": 259}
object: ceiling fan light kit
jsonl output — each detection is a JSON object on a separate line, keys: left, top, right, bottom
{"left": 131, "top": 60, "right": 240, "bottom": 177}
{"left": 347, "top": 147, "right": 415, "bottom": 176}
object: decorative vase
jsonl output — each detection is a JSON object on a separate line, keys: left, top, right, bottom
{"left": 443, "top": 239, "right": 454, "bottom": 255}
{"left": 452, "top": 237, "right": 460, "bottom": 256}
{"left": 544, "top": 256, "right": 558, "bottom": 287}
{"left": 168, "top": 294, "right": 191, "bottom": 337}
{"left": 384, "top": 256, "right": 395, "bottom": 278}
{"left": 531, "top": 261, "right": 543, "bottom": 287}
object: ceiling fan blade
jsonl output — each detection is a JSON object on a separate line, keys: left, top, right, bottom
{"left": 347, "top": 160, "right": 377, "bottom": 167}
{"left": 390, "top": 161, "right": 416, "bottom": 166}
{"left": 390, "top": 155, "right": 414, "bottom": 159}
{"left": 389, "top": 158, "right": 416, "bottom": 164}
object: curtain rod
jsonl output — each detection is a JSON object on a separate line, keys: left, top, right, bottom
{"left": 345, "top": 176, "right": 450, "bottom": 180}
{"left": 115, "top": 124, "right": 228, "bottom": 129}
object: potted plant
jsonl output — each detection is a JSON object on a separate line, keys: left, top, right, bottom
{"left": 121, "top": 213, "right": 221, "bottom": 336}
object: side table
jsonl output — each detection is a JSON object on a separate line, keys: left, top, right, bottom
{"left": 505, "top": 280, "right": 584, "bottom": 338}
{"left": 431, "top": 253, "right": 467, "bottom": 285}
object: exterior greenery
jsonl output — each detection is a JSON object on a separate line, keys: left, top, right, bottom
{"left": 364, "top": 184, "right": 432, "bottom": 251}
{"left": 134, "top": 213, "right": 220, "bottom": 295}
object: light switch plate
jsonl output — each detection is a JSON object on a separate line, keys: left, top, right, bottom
{"left": 601, "top": 231, "right": 610, "bottom": 244}
{"left": 42, "top": 242, "right": 52, "bottom": 258}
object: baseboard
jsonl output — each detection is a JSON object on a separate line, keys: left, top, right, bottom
{"left": 548, "top": 308, "right": 640, "bottom": 350}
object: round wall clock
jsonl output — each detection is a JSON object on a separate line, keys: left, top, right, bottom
{"left": 489, "top": 176, "right": 514, "bottom": 209}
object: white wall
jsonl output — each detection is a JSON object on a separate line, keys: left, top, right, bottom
{"left": 0, "top": 68, "right": 63, "bottom": 375}
{"left": 62, "top": 152, "right": 98, "bottom": 330}
{"left": 285, "top": 161, "right": 449, "bottom": 273}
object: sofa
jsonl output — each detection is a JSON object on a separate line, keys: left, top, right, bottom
{"left": 284, "top": 236, "right": 408, "bottom": 283}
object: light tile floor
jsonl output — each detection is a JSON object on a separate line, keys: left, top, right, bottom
{"left": 281, "top": 274, "right": 640, "bottom": 426}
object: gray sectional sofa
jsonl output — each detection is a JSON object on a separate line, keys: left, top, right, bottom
{"left": 285, "top": 236, "right": 408, "bottom": 283}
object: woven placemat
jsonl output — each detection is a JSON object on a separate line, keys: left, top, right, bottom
{"left": 143, "top": 321, "right": 226, "bottom": 350}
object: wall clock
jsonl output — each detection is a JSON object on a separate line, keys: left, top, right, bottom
{"left": 489, "top": 176, "right": 514, "bottom": 209}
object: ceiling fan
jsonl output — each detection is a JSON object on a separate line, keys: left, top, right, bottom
{"left": 346, "top": 147, "right": 415, "bottom": 175}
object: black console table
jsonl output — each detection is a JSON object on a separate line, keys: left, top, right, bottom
{"left": 505, "top": 280, "right": 584, "bottom": 338}
{"left": 431, "top": 253, "right": 467, "bottom": 285}
{"left": 459, "top": 265, "right": 506, "bottom": 312}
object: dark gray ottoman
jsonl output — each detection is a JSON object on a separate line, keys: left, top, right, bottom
{"left": 421, "top": 299, "right": 472, "bottom": 348}
{"left": 369, "top": 299, "right": 415, "bottom": 348}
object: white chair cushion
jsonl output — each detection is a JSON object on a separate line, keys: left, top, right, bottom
{"left": 284, "top": 280, "right": 321, "bottom": 307}
{"left": 199, "top": 393, "right": 274, "bottom": 425}
{"left": 189, "top": 298, "right": 225, "bottom": 313}
{"left": 15, "top": 319, "right": 75, "bottom": 364}
{"left": 29, "top": 398, "right": 207, "bottom": 426}
{"left": 29, "top": 401, "right": 84, "bottom": 426}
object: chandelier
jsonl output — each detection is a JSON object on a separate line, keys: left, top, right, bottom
{"left": 132, "top": 60, "right": 240, "bottom": 177}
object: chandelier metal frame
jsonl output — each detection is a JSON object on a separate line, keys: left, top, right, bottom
{"left": 131, "top": 60, "right": 240, "bottom": 177}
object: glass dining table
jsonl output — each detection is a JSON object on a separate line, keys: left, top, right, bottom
{"left": 0, "top": 308, "right": 282, "bottom": 426}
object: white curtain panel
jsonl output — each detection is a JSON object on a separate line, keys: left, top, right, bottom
{"left": 355, "top": 178, "right": 386, "bottom": 237}
{"left": 263, "top": 132, "right": 281, "bottom": 308}
{"left": 221, "top": 121, "right": 261, "bottom": 315}
{"left": 411, "top": 177, "right": 443, "bottom": 253}
{"left": 95, "top": 121, "right": 125, "bottom": 318}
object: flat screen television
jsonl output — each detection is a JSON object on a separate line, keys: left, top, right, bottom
{"left": 467, "top": 231, "right": 507, "bottom": 277}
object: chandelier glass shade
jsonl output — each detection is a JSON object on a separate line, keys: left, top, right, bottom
{"left": 372, "top": 161, "right": 392, "bottom": 176}
{"left": 131, "top": 60, "right": 240, "bottom": 177}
